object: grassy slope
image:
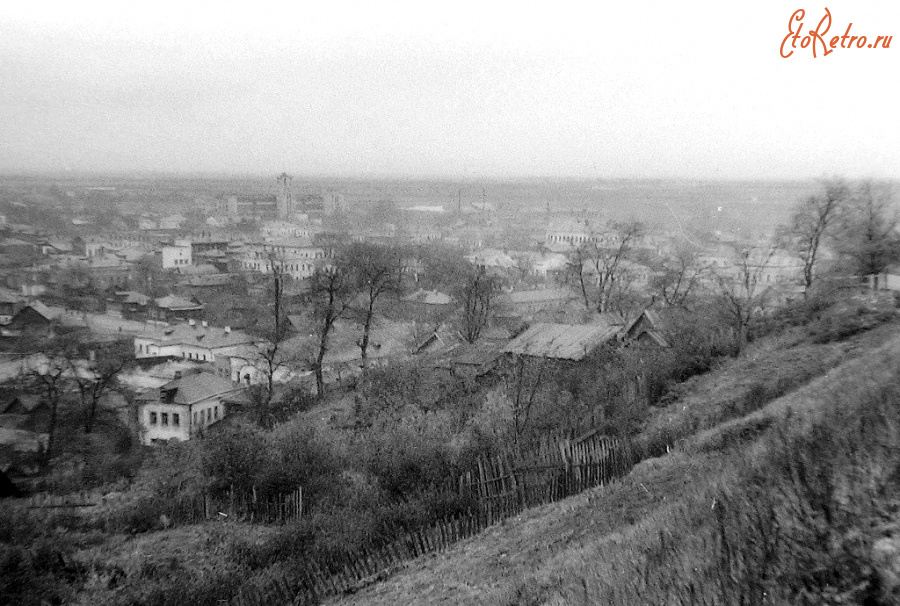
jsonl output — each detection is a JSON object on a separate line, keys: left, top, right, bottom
{"left": 330, "top": 320, "right": 900, "bottom": 605}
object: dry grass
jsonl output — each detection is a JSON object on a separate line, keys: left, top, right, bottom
{"left": 331, "top": 321, "right": 900, "bottom": 606}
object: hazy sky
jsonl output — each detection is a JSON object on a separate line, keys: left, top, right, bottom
{"left": 1, "top": 1, "right": 898, "bottom": 179}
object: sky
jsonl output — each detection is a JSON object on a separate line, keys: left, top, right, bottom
{"left": 0, "top": 1, "right": 898, "bottom": 179}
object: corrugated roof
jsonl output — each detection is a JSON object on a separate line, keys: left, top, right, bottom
{"left": 502, "top": 320, "right": 622, "bottom": 361}
{"left": 160, "top": 372, "right": 243, "bottom": 405}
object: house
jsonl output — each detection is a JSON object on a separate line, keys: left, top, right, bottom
{"left": 501, "top": 317, "right": 624, "bottom": 363}
{"left": 134, "top": 323, "right": 258, "bottom": 362}
{"left": 501, "top": 288, "right": 577, "bottom": 318}
{"left": 0, "top": 287, "right": 26, "bottom": 324}
{"left": 4, "top": 302, "right": 62, "bottom": 336}
{"left": 150, "top": 295, "right": 205, "bottom": 323}
{"left": 868, "top": 267, "right": 900, "bottom": 292}
{"left": 450, "top": 341, "right": 503, "bottom": 378}
{"left": 108, "top": 291, "right": 151, "bottom": 320}
{"left": 161, "top": 245, "right": 192, "bottom": 269}
{"left": 0, "top": 395, "right": 51, "bottom": 433}
{"left": 139, "top": 371, "right": 247, "bottom": 445}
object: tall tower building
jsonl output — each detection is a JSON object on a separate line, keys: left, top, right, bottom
{"left": 276, "top": 173, "right": 294, "bottom": 219}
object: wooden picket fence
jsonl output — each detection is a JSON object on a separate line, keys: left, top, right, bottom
{"left": 230, "top": 432, "right": 642, "bottom": 606}
{"left": 27, "top": 491, "right": 98, "bottom": 509}
{"left": 155, "top": 485, "right": 303, "bottom": 525}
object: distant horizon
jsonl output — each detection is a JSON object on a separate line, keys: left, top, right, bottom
{"left": 0, "top": 169, "right": 889, "bottom": 185}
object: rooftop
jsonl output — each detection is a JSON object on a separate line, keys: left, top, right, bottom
{"left": 137, "top": 324, "right": 256, "bottom": 350}
{"left": 502, "top": 319, "right": 623, "bottom": 361}
{"left": 160, "top": 372, "right": 244, "bottom": 405}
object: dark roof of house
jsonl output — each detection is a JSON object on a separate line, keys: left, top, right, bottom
{"left": 1, "top": 395, "right": 46, "bottom": 414}
{"left": 452, "top": 342, "right": 503, "bottom": 367}
{"left": 16, "top": 302, "right": 61, "bottom": 322}
{"left": 160, "top": 372, "right": 243, "bottom": 405}
{"left": 502, "top": 319, "right": 623, "bottom": 361}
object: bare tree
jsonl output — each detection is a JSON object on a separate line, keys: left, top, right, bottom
{"left": 651, "top": 246, "right": 706, "bottom": 308}
{"left": 457, "top": 265, "right": 501, "bottom": 344}
{"left": 565, "top": 220, "right": 645, "bottom": 313}
{"left": 67, "top": 340, "right": 129, "bottom": 434}
{"left": 565, "top": 244, "right": 592, "bottom": 309}
{"left": 502, "top": 355, "right": 548, "bottom": 451}
{"left": 714, "top": 244, "right": 776, "bottom": 353}
{"left": 785, "top": 179, "right": 848, "bottom": 296}
{"left": 243, "top": 252, "right": 298, "bottom": 425}
{"left": 833, "top": 180, "right": 900, "bottom": 279}
{"left": 309, "top": 263, "right": 356, "bottom": 397}
{"left": 21, "top": 339, "right": 71, "bottom": 464}
{"left": 345, "top": 243, "right": 400, "bottom": 370}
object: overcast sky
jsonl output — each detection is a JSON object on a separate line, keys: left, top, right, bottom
{"left": 1, "top": 1, "right": 898, "bottom": 179}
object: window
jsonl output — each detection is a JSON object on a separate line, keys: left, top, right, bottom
{"left": 149, "top": 412, "right": 158, "bottom": 425}
{"left": 214, "top": 406, "right": 219, "bottom": 419}
{"left": 201, "top": 409, "right": 206, "bottom": 423}
{"left": 172, "top": 413, "right": 180, "bottom": 426}
{"left": 193, "top": 412, "right": 198, "bottom": 425}
{"left": 161, "top": 412, "right": 169, "bottom": 426}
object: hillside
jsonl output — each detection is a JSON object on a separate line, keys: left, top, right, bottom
{"left": 331, "top": 320, "right": 900, "bottom": 605}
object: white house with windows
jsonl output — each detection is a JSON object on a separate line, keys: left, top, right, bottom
{"left": 134, "top": 323, "right": 259, "bottom": 362}
{"left": 239, "top": 237, "right": 326, "bottom": 280}
{"left": 139, "top": 371, "right": 246, "bottom": 445}
{"left": 162, "top": 244, "right": 192, "bottom": 269}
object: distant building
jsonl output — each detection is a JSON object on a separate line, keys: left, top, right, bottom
{"left": 161, "top": 245, "right": 192, "bottom": 269}
{"left": 4, "top": 302, "right": 62, "bottom": 337}
{"left": 149, "top": 295, "right": 205, "bottom": 323}
{"left": 240, "top": 237, "right": 326, "bottom": 280}
{"left": 134, "top": 323, "right": 258, "bottom": 362}
{"left": 139, "top": 371, "right": 246, "bottom": 445}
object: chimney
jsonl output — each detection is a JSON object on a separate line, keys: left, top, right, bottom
{"left": 224, "top": 326, "right": 231, "bottom": 334}
{"left": 201, "top": 320, "right": 208, "bottom": 328}
{"left": 174, "top": 371, "right": 182, "bottom": 380}
{"left": 188, "top": 319, "right": 196, "bottom": 327}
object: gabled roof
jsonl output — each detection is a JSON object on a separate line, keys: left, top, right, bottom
{"left": 160, "top": 372, "right": 243, "bottom": 405}
{"left": 22, "top": 301, "right": 61, "bottom": 321}
{"left": 1, "top": 395, "right": 46, "bottom": 414}
{"left": 622, "top": 309, "right": 670, "bottom": 347}
{"left": 502, "top": 319, "right": 623, "bottom": 361}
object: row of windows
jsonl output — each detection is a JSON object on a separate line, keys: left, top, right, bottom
{"left": 183, "top": 351, "right": 208, "bottom": 361}
{"left": 149, "top": 412, "right": 180, "bottom": 427}
{"left": 147, "top": 406, "right": 219, "bottom": 427}
{"left": 193, "top": 406, "right": 219, "bottom": 425}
